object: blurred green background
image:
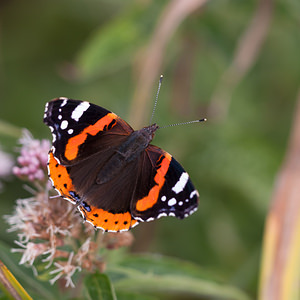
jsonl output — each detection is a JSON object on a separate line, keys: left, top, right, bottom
{"left": 0, "top": 0, "right": 299, "bottom": 298}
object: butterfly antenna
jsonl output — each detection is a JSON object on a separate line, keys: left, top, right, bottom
{"left": 150, "top": 75, "right": 164, "bottom": 125}
{"left": 159, "top": 118, "right": 207, "bottom": 129}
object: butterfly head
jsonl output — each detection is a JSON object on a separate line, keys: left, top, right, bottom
{"left": 142, "top": 123, "right": 159, "bottom": 141}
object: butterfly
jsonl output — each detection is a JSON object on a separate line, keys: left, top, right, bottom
{"left": 43, "top": 97, "right": 200, "bottom": 232}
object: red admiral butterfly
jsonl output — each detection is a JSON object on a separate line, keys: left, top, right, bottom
{"left": 44, "top": 97, "right": 200, "bottom": 232}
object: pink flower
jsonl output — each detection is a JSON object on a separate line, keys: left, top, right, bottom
{"left": 5, "top": 130, "right": 134, "bottom": 288}
{"left": 12, "top": 130, "right": 50, "bottom": 183}
{"left": 12, "top": 241, "right": 48, "bottom": 266}
{"left": 49, "top": 252, "right": 81, "bottom": 288}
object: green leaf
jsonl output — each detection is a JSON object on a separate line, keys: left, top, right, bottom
{"left": 108, "top": 254, "right": 251, "bottom": 300}
{"left": 84, "top": 273, "right": 117, "bottom": 300}
{"left": 76, "top": 5, "right": 154, "bottom": 80}
{"left": 115, "top": 291, "right": 158, "bottom": 300}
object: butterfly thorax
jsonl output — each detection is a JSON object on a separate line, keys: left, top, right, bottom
{"left": 96, "top": 124, "right": 159, "bottom": 185}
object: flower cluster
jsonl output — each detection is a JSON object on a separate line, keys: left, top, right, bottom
{"left": 12, "top": 130, "right": 50, "bottom": 182}
{"left": 5, "top": 130, "right": 134, "bottom": 288}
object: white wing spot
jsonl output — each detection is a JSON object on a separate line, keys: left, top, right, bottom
{"left": 60, "top": 98, "right": 68, "bottom": 107}
{"left": 51, "top": 145, "right": 56, "bottom": 155}
{"left": 178, "top": 201, "right": 183, "bottom": 206}
{"left": 68, "top": 129, "right": 74, "bottom": 134}
{"left": 190, "top": 190, "right": 199, "bottom": 199}
{"left": 161, "top": 196, "right": 167, "bottom": 202}
{"left": 172, "top": 172, "right": 189, "bottom": 194}
{"left": 189, "top": 207, "right": 198, "bottom": 215}
{"left": 58, "top": 115, "right": 62, "bottom": 120}
{"left": 168, "top": 198, "right": 177, "bottom": 206}
{"left": 61, "top": 120, "right": 68, "bottom": 130}
{"left": 185, "top": 199, "right": 189, "bottom": 203}
{"left": 133, "top": 216, "right": 143, "bottom": 222}
{"left": 71, "top": 101, "right": 90, "bottom": 122}
{"left": 157, "top": 213, "right": 167, "bottom": 219}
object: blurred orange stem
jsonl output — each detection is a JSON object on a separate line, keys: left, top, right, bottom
{"left": 208, "top": 0, "right": 273, "bottom": 120}
{"left": 259, "top": 89, "right": 300, "bottom": 300}
{"left": 129, "top": 0, "right": 207, "bottom": 128}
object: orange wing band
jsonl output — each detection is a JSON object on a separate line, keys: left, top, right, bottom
{"left": 48, "top": 151, "right": 75, "bottom": 198}
{"left": 135, "top": 152, "right": 172, "bottom": 212}
{"left": 80, "top": 205, "right": 138, "bottom": 232}
{"left": 65, "top": 113, "right": 117, "bottom": 161}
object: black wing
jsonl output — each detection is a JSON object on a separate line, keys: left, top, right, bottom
{"left": 44, "top": 97, "right": 134, "bottom": 165}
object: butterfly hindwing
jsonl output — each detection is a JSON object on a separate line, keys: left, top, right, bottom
{"left": 74, "top": 155, "right": 141, "bottom": 231}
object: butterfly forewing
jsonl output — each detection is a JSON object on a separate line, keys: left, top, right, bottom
{"left": 44, "top": 98, "right": 134, "bottom": 165}
{"left": 131, "top": 145, "right": 199, "bottom": 222}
